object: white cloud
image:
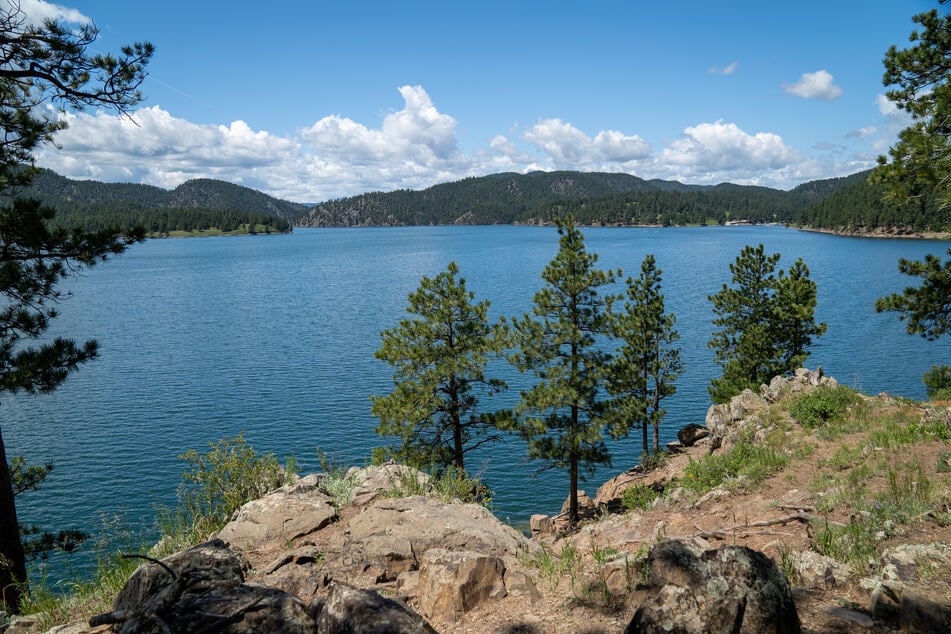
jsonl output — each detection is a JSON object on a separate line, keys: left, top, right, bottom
{"left": 521, "top": 119, "right": 650, "bottom": 167}
{"left": 709, "top": 61, "right": 739, "bottom": 75}
{"left": 876, "top": 93, "right": 901, "bottom": 117}
{"left": 32, "top": 84, "right": 877, "bottom": 201}
{"left": 846, "top": 126, "right": 876, "bottom": 139}
{"left": 783, "top": 70, "right": 843, "bottom": 100}
{"left": 17, "top": 0, "right": 90, "bottom": 25}
{"left": 656, "top": 120, "right": 799, "bottom": 184}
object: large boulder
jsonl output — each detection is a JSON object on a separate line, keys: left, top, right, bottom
{"left": 416, "top": 548, "right": 507, "bottom": 623}
{"left": 321, "top": 495, "right": 533, "bottom": 583}
{"left": 626, "top": 539, "right": 800, "bottom": 634}
{"left": 94, "top": 539, "right": 314, "bottom": 634}
{"left": 314, "top": 582, "right": 437, "bottom": 634}
{"left": 217, "top": 477, "right": 336, "bottom": 551}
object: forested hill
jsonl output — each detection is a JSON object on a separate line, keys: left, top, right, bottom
{"left": 296, "top": 170, "right": 864, "bottom": 228}
{"left": 797, "top": 170, "right": 951, "bottom": 233}
{"left": 13, "top": 169, "right": 307, "bottom": 235}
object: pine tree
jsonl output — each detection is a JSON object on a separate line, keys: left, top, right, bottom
{"left": 0, "top": 2, "right": 151, "bottom": 610}
{"left": 876, "top": 248, "right": 951, "bottom": 340}
{"left": 371, "top": 262, "right": 507, "bottom": 474}
{"left": 708, "top": 245, "right": 826, "bottom": 404}
{"left": 509, "top": 215, "right": 619, "bottom": 524}
{"left": 606, "top": 255, "right": 683, "bottom": 459}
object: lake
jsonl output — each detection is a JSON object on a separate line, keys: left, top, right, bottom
{"left": 7, "top": 224, "right": 951, "bottom": 581}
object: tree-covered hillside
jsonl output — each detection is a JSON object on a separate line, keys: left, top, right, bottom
{"left": 297, "top": 170, "right": 869, "bottom": 228}
{"left": 797, "top": 170, "right": 950, "bottom": 233}
{"left": 11, "top": 169, "right": 303, "bottom": 235}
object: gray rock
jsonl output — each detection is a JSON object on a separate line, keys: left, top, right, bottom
{"left": 677, "top": 423, "right": 709, "bottom": 447}
{"left": 314, "top": 582, "right": 437, "bottom": 634}
{"left": 625, "top": 540, "right": 800, "bottom": 634}
{"left": 791, "top": 550, "right": 850, "bottom": 589}
{"left": 97, "top": 539, "right": 314, "bottom": 634}
{"left": 217, "top": 482, "right": 336, "bottom": 550}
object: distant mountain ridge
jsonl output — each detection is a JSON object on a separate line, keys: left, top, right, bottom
{"left": 18, "top": 169, "right": 308, "bottom": 219}
{"left": 297, "top": 170, "right": 868, "bottom": 228}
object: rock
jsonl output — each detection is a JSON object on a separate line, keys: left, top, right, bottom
{"left": 625, "top": 539, "right": 800, "bottom": 634}
{"left": 790, "top": 550, "right": 850, "bottom": 589}
{"left": 324, "top": 495, "right": 535, "bottom": 582}
{"left": 762, "top": 375, "right": 791, "bottom": 402}
{"left": 731, "top": 388, "right": 766, "bottom": 421}
{"left": 347, "top": 462, "right": 429, "bottom": 507}
{"left": 529, "top": 514, "right": 553, "bottom": 539}
{"left": 560, "top": 490, "right": 596, "bottom": 518}
{"left": 824, "top": 605, "right": 874, "bottom": 629}
{"left": 416, "top": 548, "right": 507, "bottom": 622}
{"left": 313, "top": 582, "right": 437, "bottom": 633}
{"left": 677, "top": 423, "right": 709, "bottom": 447}
{"left": 98, "top": 539, "right": 314, "bottom": 634}
{"left": 871, "top": 580, "right": 951, "bottom": 632}
{"left": 503, "top": 569, "right": 540, "bottom": 599}
{"left": 112, "top": 539, "right": 247, "bottom": 610}
{"left": 217, "top": 482, "right": 336, "bottom": 550}
{"left": 705, "top": 403, "right": 732, "bottom": 439}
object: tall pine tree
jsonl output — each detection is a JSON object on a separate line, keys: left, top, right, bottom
{"left": 371, "top": 262, "right": 507, "bottom": 474}
{"left": 607, "top": 255, "right": 683, "bottom": 459}
{"left": 509, "top": 215, "right": 619, "bottom": 524}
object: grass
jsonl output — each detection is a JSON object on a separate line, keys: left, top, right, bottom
{"left": 680, "top": 440, "right": 789, "bottom": 495}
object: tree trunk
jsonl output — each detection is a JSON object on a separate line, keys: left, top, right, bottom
{"left": 569, "top": 456, "right": 578, "bottom": 525}
{"left": 0, "top": 429, "right": 26, "bottom": 612}
{"left": 450, "top": 374, "right": 464, "bottom": 472}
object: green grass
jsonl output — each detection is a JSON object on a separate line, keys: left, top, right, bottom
{"left": 680, "top": 441, "right": 789, "bottom": 494}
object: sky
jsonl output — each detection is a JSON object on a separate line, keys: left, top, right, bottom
{"left": 19, "top": 0, "right": 939, "bottom": 204}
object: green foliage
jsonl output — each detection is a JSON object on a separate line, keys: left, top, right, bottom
{"left": 385, "top": 464, "right": 492, "bottom": 506}
{"left": 298, "top": 169, "right": 860, "bottom": 228}
{"left": 790, "top": 386, "right": 861, "bottom": 429}
{"left": 872, "top": 7, "right": 951, "bottom": 210}
{"left": 681, "top": 442, "right": 789, "bottom": 494}
{"left": 606, "top": 255, "right": 683, "bottom": 457}
{"left": 708, "top": 244, "right": 826, "bottom": 403}
{"left": 176, "top": 434, "right": 286, "bottom": 533}
{"left": 509, "top": 215, "right": 620, "bottom": 523}
{"left": 877, "top": 250, "right": 951, "bottom": 341}
{"left": 621, "top": 483, "right": 660, "bottom": 512}
{"left": 316, "top": 448, "right": 358, "bottom": 509}
{"left": 923, "top": 364, "right": 951, "bottom": 399}
{"left": 371, "top": 261, "right": 508, "bottom": 473}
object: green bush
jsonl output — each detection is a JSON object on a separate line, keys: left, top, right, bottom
{"left": 923, "top": 364, "right": 951, "bottom": 399}
{"left": 681, "top": 442, "right": 789, "bottom": 494}
{"left": 790, "top": 386, "right": 860, "bottom": 429}
{"left": 177, "top": 433, "right": 287, "bottom": 532}
{"left": 621, "top": 483, "right": 660, "bottom": 511}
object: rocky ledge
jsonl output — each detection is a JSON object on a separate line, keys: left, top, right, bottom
{"left": 10, "top": 368, "right": 951, "bottom": 633}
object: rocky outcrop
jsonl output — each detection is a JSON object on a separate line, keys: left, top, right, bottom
{"left": 91, "top": 539, "right": 314, "bottom": 633}
{"left": 627, "top": 539, "right": 800, "bottom": 633}
{"left": 217, "top": 475, "right": 336, "bottom": 551}
{"left": 415, "top": 549, "right": 507, "bottom": 622}
{"left": 313, "top": 582, "right": 437, "bottom": 634}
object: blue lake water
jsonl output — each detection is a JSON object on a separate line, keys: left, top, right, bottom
{"left": 6, "top": 224, "right": 951, "bottom": 581}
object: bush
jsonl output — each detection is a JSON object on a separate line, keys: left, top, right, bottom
{"left": 923, "top": 364, "right": 951, "bottom": 399}
{"left": 681, "top": 442, "right": 789, "bottom": 494}
{"left": 621, "top": 483, "right": 660, "bottom": 511}
{"left": 177, "top": 433, "right": 287, "bottom": 532}
{"left": 790, "top": 386, "right": 860, "bottom": 429}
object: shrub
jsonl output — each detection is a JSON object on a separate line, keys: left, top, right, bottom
{"left": 923, "top": 364, "right": 951, "bottom": 399}
{"left": 790, "top": 386, "right": 860, "bottom": 429}
{"left": 681, "top": 442, "right": 789, "bottom": 494}
{"left": 621, "top": 483, "right": 660, "bottom": 511}
{"left": 177, "top": 433, "right": 287, "bottom": 532}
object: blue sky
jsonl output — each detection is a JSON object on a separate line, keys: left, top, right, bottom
{"left": 23, "top": 0, "right": 936, "bottom": 203}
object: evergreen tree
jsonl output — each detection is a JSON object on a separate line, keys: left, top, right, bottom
{"left": 872, "top": 4, "right": 951, "bottom": 208}
{"left": 876, "top": 248, "right": 951, "bottom": 340}
{"left": 606, "top": 255, "right": 683, "bottom": 459}
{"left": 509, "top": 215, "right": 619, "bottom": 524}
{"left": 708, "top": 245, "right": 826, "bottom": 403}
{"left": 0, "top": 2, "right": 151, "bottom": 611}
{"left": 371, "top": 262, "right": 507, "bottom": 473}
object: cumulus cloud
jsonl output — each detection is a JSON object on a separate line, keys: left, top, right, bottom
{"left": 657, "top": 120, "right": 799, "bottom": 184}
{"left": 709, "top": 61, "right": 739, "bottom": 75}
{"left": 18, "top": 0, "right": 90, "bottom": 25}
{"left": 783, "top": 70, "right": 843, "bottom": 100}
{"left": 522, "top": 119, "right": 650, "bottom": 167}
{"left": 846, "top": 126, "right": 876, "bottom": 139}
{"left": 32, "top": 84, "right": 874, "bottom": 201}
